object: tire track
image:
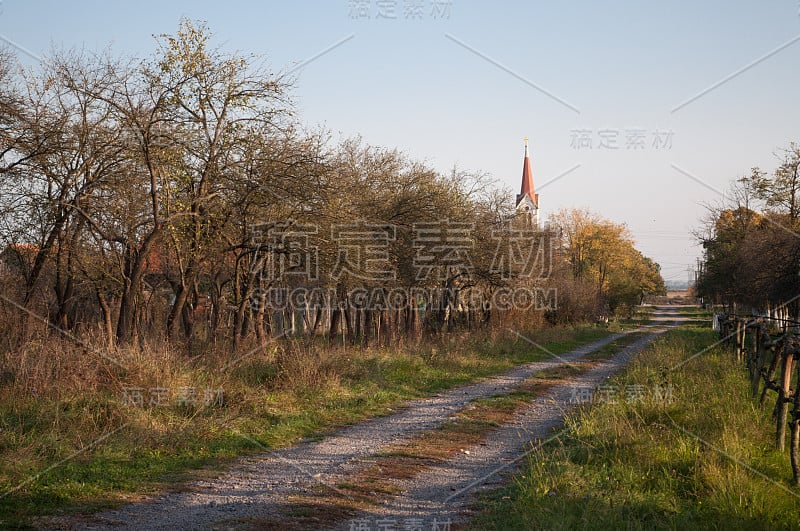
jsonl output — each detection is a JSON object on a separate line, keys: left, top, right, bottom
{"left": 333, "top": 328, "right": 671, "bottom": 530}
{"left": 54, "top": 308, "right": 685, "bottom": 530}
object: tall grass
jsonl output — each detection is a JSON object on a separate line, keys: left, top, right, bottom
{"left": 0, "top": 319, "right": 609, "bottom": 527}
{"left": 471, "top": 323, "right": 800, "bottom": 530}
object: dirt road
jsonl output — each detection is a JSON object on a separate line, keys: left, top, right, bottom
{"left": 55, "top": 306, "right": 690, "bottom": 530}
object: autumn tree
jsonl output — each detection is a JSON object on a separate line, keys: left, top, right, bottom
{"left": 698, "top": 143, "right": 800, "bottom": 315}
{"left": 744, "top": 143, "right": 800, "bottom": 223}
{"left": 1, "top": 21, "right": 664, "bottom": 354}
{"left": 550, "top": 208, "right": 665, "bottom": 318}
{"left": 143, "top": 19, "right": 294, "bottom": 340}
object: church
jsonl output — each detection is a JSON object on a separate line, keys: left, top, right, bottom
{"left": 515, "top": 138, "right": 539, "bottom": 228}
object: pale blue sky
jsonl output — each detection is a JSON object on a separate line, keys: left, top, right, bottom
{"left": 2, "top": 1, "right": 799, "bottom": 284}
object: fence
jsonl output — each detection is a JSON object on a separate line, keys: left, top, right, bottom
{"left": 716, "top": 313, "right": 800, "bottom": 483}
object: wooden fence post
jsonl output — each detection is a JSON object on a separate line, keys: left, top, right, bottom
{"left": 790, "top": 353, "right": 800, "bottom": 484}
{"left": 776, "top": 343, "right": 795, "bottom": 452}
{"left": 751, "top": 325, "right": 766, "bottom": 398}
{"left": 722, "top": 316, "right": 732, "bottom": 344}
{"left": 719, "top": 307, "right": 800, "bottom": 479}
{"left": 737, "top": 319, "right": 746, "bottom": 363}
{"left": 746, "top": 322, "right": 755, "bottom": 378}
{"left": 761, "top": 339, "right": 783, "bottom": 407}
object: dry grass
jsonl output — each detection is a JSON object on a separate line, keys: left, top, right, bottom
{"left": 0, "top": 303, "right": 611, "bottom": 526}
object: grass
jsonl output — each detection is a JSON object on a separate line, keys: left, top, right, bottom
{"left": 224, "top": 330, "right": 661, "bottom": 529}
{"left": 470, "top": 320, "right": 800, "bottom": 530}
{"left": 583, "top": 331, "right": 648, "bottom": 362}
{"left": 613, "top": 306, "right": 656, "bottom": 328}
{"left": 678, "top": 306, "right": 714, "bottom": 320}
{"left": 0, "top": 323, "right": 614, "bottom": 528}
{"left": 237, "top": 377, "right": 555, "bottom": 529}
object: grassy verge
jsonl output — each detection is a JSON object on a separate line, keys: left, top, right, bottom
{"left": 237, "top": 377, "right": 556, "bottom": 530}
{"left": 470, "top": 320, "right": 800, "bottom": 529}
{"left": 583, "top": 331, "right": 648, "bottom": 362}
{"left": 220, "top": 332, "right": 658, "bottom": 529}
{"left": 611, "top": 306, "right": 656, "bottom": 329}
{"left": 678, "top": 306, "right": 713, "bottom": 319}
{"left": 0, "top": 324, "right": 613, "bottom": 528}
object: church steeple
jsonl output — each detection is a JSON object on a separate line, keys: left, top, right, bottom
{"left": 517, "top": 137, "right": 537, "bottom": 205}
{"left": 515, "top": 137, "right": 539, "bottom": 227}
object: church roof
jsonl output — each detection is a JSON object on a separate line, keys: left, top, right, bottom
{"left": 517, "top": 139, "right": 537, "bottom": 207}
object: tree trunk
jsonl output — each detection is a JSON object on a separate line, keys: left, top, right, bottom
{"left": 329, "top": 287, "right": 342, "bottom": 342}
{"left": 167, "top": 282, "right": 190, "bottom": 340}
{"left": 116, "top": 233, "right": 159, "bottom": 345}
{"left": 343, "top": 298, "right": 354, "bottom": 345}
{"left": 97, "top": 290, "right": 115, "bottom": 352}
{"left": 354, "top": 306, "right": 363, "bottom": 344}
{"left": 311, "top": 303, "right": 323, "bottom": 335}
{"left": 363, "top": 307, "right": 373, "bottom": 347}
{"left": 209, "top": 287, "right": 222, "bottom": 344}
{"left": 379, "top": 308, "right": 390, "bottom": 346}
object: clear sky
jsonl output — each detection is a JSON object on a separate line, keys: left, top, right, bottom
{"left": 1, "top": 1, "right": 799, "bottom": 285}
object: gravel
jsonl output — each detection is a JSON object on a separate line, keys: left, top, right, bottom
{"left": 335, "top": 327, "right": 669, "bottom": 530}
{"left": 47, "top": 307, "right": 686, "bottom": 530}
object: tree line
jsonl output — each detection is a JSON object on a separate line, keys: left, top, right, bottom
{"left": 697, "top": 141, "right": 800, "bottom": 318}
{"left": 0, "top": 20, "right": 665, "bottom": 352}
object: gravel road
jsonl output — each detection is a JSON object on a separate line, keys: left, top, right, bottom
{"left": 336, "top": 327, "right": 669, "bottom": 530}
{"left": 50, "top": 306, "right": 689, "bottom": 530}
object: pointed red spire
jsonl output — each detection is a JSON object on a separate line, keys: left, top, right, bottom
{"left": 517, "top": 138, "right": 536, "bottom": 206}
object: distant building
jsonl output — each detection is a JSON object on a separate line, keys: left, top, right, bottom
{"left": 515, "top": 137, "right": 539, "bottom": 228}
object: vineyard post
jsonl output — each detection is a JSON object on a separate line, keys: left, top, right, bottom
{"left": 761, "top": 339, "right": 782, "bottom": 407}
{"left": 751, "top": 324, "right": 765, "bottom": 398}
{"left": 776, "top": 344, "right": 795, "bottom": 452}
{"left": 790, "top": 354, "right": 800, "bottom": 484}
{"left": 737, "top": 319, "right": 746, "bottom": 363}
